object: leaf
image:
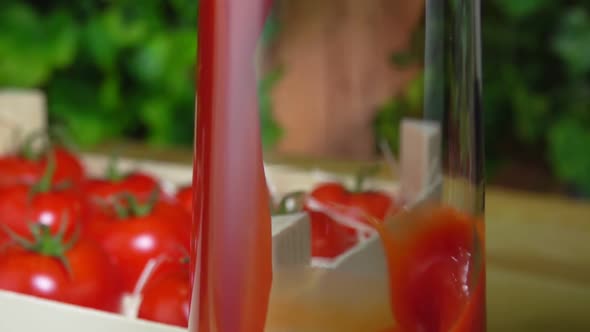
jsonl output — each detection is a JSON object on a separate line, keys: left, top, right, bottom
{"left": 261, "top": 11, "right": 280, "bottom": 45}
{"left": 512, "top": 86, "right": 551, "bottom": 144}
{"left": 84, "top": 16, "right": 118, "bottom": 70}
{"left": 258, "top": 68, "right": 284, "bottom": 149}
{"left": 139, "top": 97, "right": 175, "bottom": 146}
{"left": 405, "top": 73, "right": 425, "bottom": 111}
{"left": 552, "top": 7, "right": 590, "bottom": 76}
{"left": 129, "top": 34, "right": 170, "bottom": 85}
{"left": 0, "top": 4, "right": 53, "bottom": 86}
{"left": 48, "top": 77, "right": 124, "bottom": 147}
{"left": 99, "top": 74, "right": 121, "bottom": 111}
{"left": 548, "top": 117, "right": 590, "bottom": 194}
{"left": 391, "top": 51, "right": 415, "bottom": 68}
{"left": 46, "top": 10, "right": 79, "bottom": 68}
{"left": 66, "top": 113, "right": 113, "bottom": 148}
{"left": 494, "top": 0, "right": 552, "bottom": 19}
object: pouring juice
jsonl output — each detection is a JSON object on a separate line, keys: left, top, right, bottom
{"left": 192, "top": 1, "right": 485, "bottom": 331}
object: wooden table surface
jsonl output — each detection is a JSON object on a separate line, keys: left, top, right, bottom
{"left": 93, "top": 142, "right": 590, "bottom": 332}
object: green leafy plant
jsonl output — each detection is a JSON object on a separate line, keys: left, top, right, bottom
{"left": 258, "top": 10, "right": 284, "bottom": 149}
{"left": 484, "top": 2, "right": 590, "bottom": 194}
{"left": 0, "top": 0, "right": 284, "bottom": 150}
{"left": 0, "top": 1, "right": 198, "bottom": 148}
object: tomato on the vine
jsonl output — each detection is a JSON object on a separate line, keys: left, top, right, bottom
{"left": 0, "top": 157, "right": 83, "bottom": 246}
{"left": 307, "top": 180, "right": 395, "bottom": 225}
{"left": 84, "top": 157, "right": 161, "bottom": 209}
{"left": 43, "top": 147, "right": 85, "bottom": 187}
{"left": 0, "top": 223, "right": 123, "bottom": 312}
{"left": 85, "top": 193, "right": 190, "bottom": 293}
{"left": 303, "top": 166, "right": 398, "bottom": 258}
{"left": 138, "top": 258, "right": 191, "bottom": 328}
{"left": 0, "top": 129, "right": 85, "bottom": 188}
{"left": 85, "top": 173, "right": 160, "bottom": 204}
{"left": 0, "top": 143, "right": 84, "bottom": 189}
{"left": 306, "top": 208, "right": 359, "bottom": 259}
{"left": 0, "top": 156, "right": 40, "bottom": 187}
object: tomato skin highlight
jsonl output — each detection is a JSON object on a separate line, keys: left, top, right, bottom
{"left": 0, "top": 241, "right": 123, "bottom": 312}
{"left": 138, "top": 262, "right": 190, "bottom": 328}
{"left": 85, "top": 202, "right": 190, "bottom": 294}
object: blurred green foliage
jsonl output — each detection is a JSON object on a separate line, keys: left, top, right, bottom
{"left": 0, "top": 0, "right": 283, "bottom": 150}
{"left": 375, "top": 1, "right": 590, "bottom": 194}
{"left": 2, "top": 1, "right": 589, "bottom": 193}
{"left": 0, "top": 1, "right": 198, "bottom": 148}
{"left": 259, "top": 11, "right": 284, "bottom": 150}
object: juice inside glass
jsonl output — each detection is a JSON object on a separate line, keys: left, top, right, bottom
{"left": 192, "top": 0, "right": 485, "bottom": 331}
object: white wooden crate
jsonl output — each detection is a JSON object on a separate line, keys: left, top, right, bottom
{"left": 0, "top": 211, "right": 310, "bottom": 332}
{"left": 0, "top": 90, "right": 440, "bottom": 331}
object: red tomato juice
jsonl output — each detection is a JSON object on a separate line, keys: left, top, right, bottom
{"left": 375, "top": 205, "right": 486, "bottom": 332}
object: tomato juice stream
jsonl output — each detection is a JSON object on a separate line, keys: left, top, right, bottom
{"left": 190, "top": 0, "right": 273, "bottom": 331}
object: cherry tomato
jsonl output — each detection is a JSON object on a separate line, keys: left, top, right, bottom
{"left": 304, "top": 180, "right": 396, "bottom": 258}
{"left": 0, "top": 232, "right": 123, "bottom": 312}
{"left": 83, "top": 165, "right": 162, "bottom": 221}
{"left": 307, "top": 210, "right": 358, "bottom": 258}
{"left": 175, "top": 186, "right": 193, "bottom": 215}
{"left": 85, "top": 197, "right": 190, "bottom": 293}
{"left": 0, "top": 159, "right": 83, "bottom": 246}
{"left": 138, "top": 259, "right": 190, "bottom": 328}
{"left": 0, "top": 147, "right": 85, "bottom": 188}
{"left": 0, "top": 156, "right": 40, "bottom": 187}
{"left": 0, "top": 185, "right": 83, "bottom": 244}
{"left": 85, "top": 172, "right": 161, "bottom": 205}
{"left": 308, "top": 181, "right": 395, "bottom": 223}
{"left": 42, "top": 148, "right": 85, "bottom": 188}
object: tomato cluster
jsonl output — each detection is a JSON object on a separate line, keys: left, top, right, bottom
{"left": 0, "top": 140, "right": 194, "bottom": 328}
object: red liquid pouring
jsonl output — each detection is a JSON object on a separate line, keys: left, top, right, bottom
{"left": 190, "top": 0, "right": 273, "bottom": 331}
{"left": 375, "top": 206, "right": 486, "bottom": 332}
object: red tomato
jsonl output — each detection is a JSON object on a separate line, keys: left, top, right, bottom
{"left": 0, "top": 235, "right": 123, "bottom": 312}
{"left": 303, "top": 181, "right": 396, "bottom": 258}
{"left": 43, "top": 148, "right": 85, "bottom": 187}
{"left": 376, "top": 206, "right": 485, "bottom": 332}
{"left": 0, "top": 147, "right": 85, "bottom": 188}
{"left": 138, "top": 259, "right": 190, "bottom": 328}
{"left": 307, "top": 210, "right": 358, "bottom": 258}
{"left": 83, "top": 169, "right": 162, "bottom": 221}
{"left": 85, "top": 172, "right": 161, "bottom": 205}
{"left": 85, "top": 198, "right": 190, "bottom": 294}
{"left": 308, "top": 182, "right": 395, "bottom": 223}
{"left": 175, "top": 186, "right": 193, "bottom": 215}
{"left": 0, "top": 156, "right": 41, "bottom": 187}
{"left": 0, "top": 164, "right": 83, "bottom": 246}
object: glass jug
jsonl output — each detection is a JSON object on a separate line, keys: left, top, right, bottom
{"left": 191, "top": 0, "right": 485, "bottom": 331}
